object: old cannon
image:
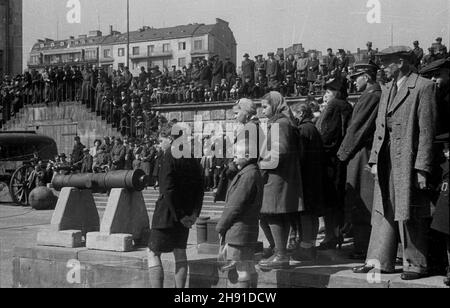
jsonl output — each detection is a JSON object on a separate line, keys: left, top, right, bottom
{"left": 38, "top": 170, "right": 151, "bottom": 252}
{"left": 52, "top": 169, "right": 149, "bottom": 192}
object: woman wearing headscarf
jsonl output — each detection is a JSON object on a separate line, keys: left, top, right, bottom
{"left": 258, "top": 92, "right": 304, "bottom": 270}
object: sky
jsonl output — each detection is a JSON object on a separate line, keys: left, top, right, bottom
{"left": 23, "top": 0, "right": 450, "bottom": 69}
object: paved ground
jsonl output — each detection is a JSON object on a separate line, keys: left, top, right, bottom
{"left": 1, "top": 204, "right": 448, "bottom": 288}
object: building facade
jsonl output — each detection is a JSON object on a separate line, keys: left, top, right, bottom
{"left": 29, "top": 18, "right": 237, "bottom": 75}
{"left": 0, "top": 0, "right": 22, "bottom": 77}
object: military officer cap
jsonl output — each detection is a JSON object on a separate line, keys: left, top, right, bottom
{"left": 349, "top": 60, "right": 379, "bottom": 79}
{"left": 376, "top": 46, "right": 414, "bottom": 60}
{"left": 413, "top": 41, "right": 419, "bottom": 45}
{"left": 367, "top": 41, "right": 373, "bottom": 46}
{"left": 436, "top": 37, "right": 443, "bottom": 42}
{"left": 324, "top": 78, "right": 343, "bottom": 92}
{"left": 419, "top": 58, "right": 450, "bottom": 75}
{"left": 267, "top": 52, "right": 275, "bottom": 57}
{"left": 243, "top": 53, "right": 250, "bottom": 58}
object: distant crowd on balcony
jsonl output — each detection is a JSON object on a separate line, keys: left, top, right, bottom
{"left": 1, "top": 38, "right": 448, "bottom": 132}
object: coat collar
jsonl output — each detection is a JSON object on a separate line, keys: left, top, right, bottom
{"left": 227, "top": 164, "right": 258, "bottom": 192}
{"left": 387, "top": 72, "right": 419, "bottom": 115}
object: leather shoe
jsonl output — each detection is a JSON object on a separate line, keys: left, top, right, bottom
{"left": 258, "top": 253, "right": 290, "bottom": 271}
{"left": 292, "top": 247, "right": 317, "bottom": 262}
{"left": 401, "top": 272, "right": 428, "bottom": 281}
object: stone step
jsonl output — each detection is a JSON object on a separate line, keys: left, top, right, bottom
{"left": 96, "top": 205, "right": 224, "bottom": 216}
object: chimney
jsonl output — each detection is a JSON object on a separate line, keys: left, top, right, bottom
{"left": 89, "top": 30, "right": 102, "bottom": 37}
{"left": 110, "top": 25, "right": 114, "bottom": 35}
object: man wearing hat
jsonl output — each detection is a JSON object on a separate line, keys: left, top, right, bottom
{"left": 423, "top": 47, "right": 439, "bottom": 67}
{"left": 419, "top": 58, "right": 450, "bottom": 135}
{"left": 71, "top": 136, "right": 85, "bottom": 171}
{"left": 353, "top": 46, "right": 438, "bottom": 281}
{"left": 337, "top": 61, "right": 382, "bottom": 259}
{"left": 211, "top": 55, "right": 223, "bottom": 89}
{"left": 316, "top": 77, "right": 353, "bottom": 250}
{"left": 255, "top": 55, "right": 266, "bottom": 82}
{"left": 223, "top": 57, "right": 236, "bottom": 85}
{"left": 366, "top": 42, "right": 377, "bottom": 63}
{"left": 435, "top": 37, "right": 448, "bottom": 58}
{"left": 111, "top": 138, "right": 126, "bottom": 171}
{"left": 266, "top": 52, "right": 280, "bottom": 91}
{"left": 80, "top": 148, "right": 93, "bottom": 173}
{"left": 413, "top": 41, "right": 424, "bottom": 69}
{"left": 241, "top": 53, "right": 255, "bottom": 88}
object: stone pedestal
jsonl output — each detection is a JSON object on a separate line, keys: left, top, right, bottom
{"left": 86, "top": 188, "right": 150, "bottom": 252}
{"left": 37, "top": 188, "right": 100, "bottom": 248}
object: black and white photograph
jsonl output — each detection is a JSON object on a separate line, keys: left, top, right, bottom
{"left": 0, "top": 0, "right": 449, "bottom": 293}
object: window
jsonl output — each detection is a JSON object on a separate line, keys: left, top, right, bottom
{"left": 163, "top": 43, "right": 171, "bottom": 53}
{"left": 133, "top": 46, "right": 140, "bottom": 55}
{"left": 162, "top": 59, "right": 170, "bottom": 68}
{"left": 148, "top": 45, "right": 155, "bottom": 55}
{"left": 103, "top": 49, "right": 112, "bottom": 58}
{"left": 194, "top": 40, "right": 203, "bottom": 51}
{"left": 60, "top": 42, "right": 65, "bottom": 47}
{"left": 178, "top": 58, "right": 186, "bottom": 68}
{"left": 85, "top": 50, "right": 97, "bottom": 60}
{"left": 178, "top": 42, "right": 186, "bottom": 51}
{"left": 118, "top": 48, "right": 125, "bottom": 57}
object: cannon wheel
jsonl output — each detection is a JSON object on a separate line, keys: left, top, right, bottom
{"left": 9, "top": 165, "right": 35, "bottom": 206}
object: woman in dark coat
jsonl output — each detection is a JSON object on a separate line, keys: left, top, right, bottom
{"left": 148, "top": 124, "right": 204, "bottom": 289}
{"left": 291, "top": 103, "right": 327, "bottom": 262}
{"left": 258, "top": 91, "right": 304, "bottom": 270}
{"left": 316, "top": 78, "right": 353, "bottom": 250}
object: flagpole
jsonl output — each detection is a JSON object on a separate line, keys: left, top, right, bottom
{"left": 127, "top": 0, "right": 130, "bottom": 68}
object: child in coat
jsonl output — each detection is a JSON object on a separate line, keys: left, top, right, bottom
{"left": 216, "top": 142, "right": 263, "bottom": 288}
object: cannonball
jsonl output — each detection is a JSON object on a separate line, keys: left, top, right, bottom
{"left": 29, "top": 187, "right": 57, "bottom": 210}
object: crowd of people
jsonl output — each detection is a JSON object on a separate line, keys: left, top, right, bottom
{"left": 145, "top": 45, "right": 449, "bottom": 288}
{"left": 2, "top": 38, "right": 448, "bottom": 134}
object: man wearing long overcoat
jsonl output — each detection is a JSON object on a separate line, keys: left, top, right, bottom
{"left": 338, "top": 61, "right": 381, "bottom": 259}
{"left": 241, "top": 54, "right": 255, "bottom": 86}
{"left": 353, "top": 47, "right": 437, "bottom": 281}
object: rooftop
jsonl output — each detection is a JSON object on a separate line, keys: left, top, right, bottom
{"left": 31, "top": 19, "right": 231, "bottom": 52}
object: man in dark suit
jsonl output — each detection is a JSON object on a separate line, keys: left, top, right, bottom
{"left": 266, "top": 52, "right": 280, "bottom": 91}
{"left": 326, "top": 48, "right": 338, "bottom": 77}
{"left": 353, "top": 46, "right": 437, "bottom": 281}
{"left": 211, "top": 55, "right": 223, "bottom": 88}
{"left": 241, "top": 53, "right": 255, "bottom": 87}
{"left": 413, "top": 41, "right": 424, "bottom": 69}
{"left": 148, "top": 124, "right": 204, "bottom": 288}
{"left": 223, "top": 57, "right": 236, "bottom": 85}
{"left": 337, "top": 61, "right": 381, "bottom": 260}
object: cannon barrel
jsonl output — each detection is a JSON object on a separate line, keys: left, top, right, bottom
{"left": 52, "top": 170, "right": 149, "bottom": 192}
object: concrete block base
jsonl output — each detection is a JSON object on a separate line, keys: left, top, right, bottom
{"left": 86, "top": 232, "right": 133, "bottom": 252}
{"left": 37, "top": 230, "right": 83, "bottom": 248}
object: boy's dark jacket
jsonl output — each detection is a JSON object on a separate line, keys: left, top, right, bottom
{"left": 151, "top": 148, "right": 204, "bottom": 229}
{"left": 216, "top": 163, "right": 263, "bottom": 246}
